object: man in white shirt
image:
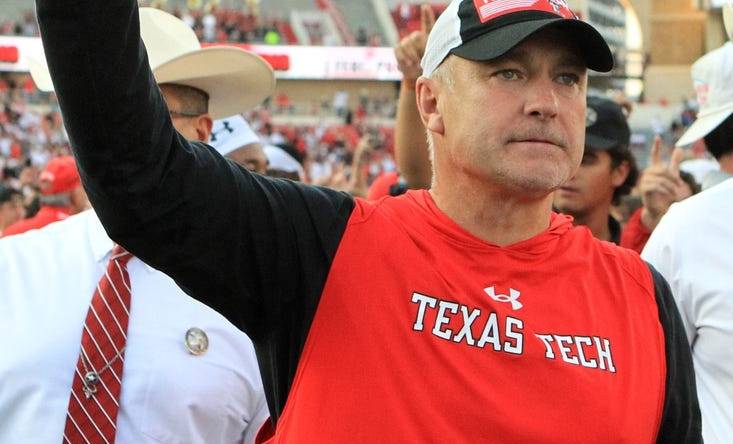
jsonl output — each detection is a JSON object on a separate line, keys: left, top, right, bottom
{"left": 642, "top": 179, "right": 733, "bottom": 444}
{"left": 0, "top": 208, "right": 269, "bottom": 443}
{"left": 643, "top": 9, "right": 733, "bottom": 443}
{"left": 0, "top": 7, "right": 276, "bottom": 443}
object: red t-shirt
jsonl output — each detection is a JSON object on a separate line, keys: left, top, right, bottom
{"left": 621, "top": 207, "right": 652, "bottom": 254}
{"left": 266, "top": 191, "right": 666, "bottom": 442}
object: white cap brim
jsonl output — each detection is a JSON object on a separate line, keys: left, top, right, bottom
{"left": 264, "top": 145, "right": 304, "bottom": 179}
{"left": 209, "top": 115, "right": 260, "bottom": 156}
{"left": 676, "top": 104, "right": 733, "bottom": 147}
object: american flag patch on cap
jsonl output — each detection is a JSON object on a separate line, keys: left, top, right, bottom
{"left": 472, "top": 0, "right": 576, "bottom": 23}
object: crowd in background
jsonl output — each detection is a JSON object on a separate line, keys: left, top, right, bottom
{"left": 0, "top": 77, "right": 69, "bottom": 231}
{"left": 0, "top": 71, "right": 404, "bottom": 234}
{"left": 1, "top": 5, "right": 290, "bottom": 44}
{"left": 4, "top": 1, "right": 418, "bottom": 45}
{"left": 0, "top": 11, "right": 37, "bottom": 37}
{"left": 1, "top": 3, "right": 388, "bottom": 46}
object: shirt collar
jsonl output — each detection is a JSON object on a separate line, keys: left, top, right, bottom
{"left": 87, "top": 210, "right": 157, "bottom": 273}
{"left": 87, "top": 210, "right": 115, "bottom": 264}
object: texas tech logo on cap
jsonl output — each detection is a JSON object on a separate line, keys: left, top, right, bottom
{"left": 472, "top": 0, "right": 576, "bottom": 23}
{"left": 694, "top": 80, "right": 710, "bottom": 108}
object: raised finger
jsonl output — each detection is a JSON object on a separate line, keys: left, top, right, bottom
{"left": 394, "top": 45, "right": 406, "bottom": 63}
{"left": 668, "top": 147, "right": 684, "bottom": 177}
{"left": 402, "top": 37, "right": 423, "bottom": 64}
{"left": 650, "top": 135, "right": 662, "bottom": 166}
{"left": 420, "top": 4, "right": 436, "bottom": 34}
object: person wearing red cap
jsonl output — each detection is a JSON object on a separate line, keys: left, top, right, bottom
{"left": 2, "top": 155, "right": 88, "bottom": 236}
{"left": 37, "top": 0, "right": 700, "bottom": 442}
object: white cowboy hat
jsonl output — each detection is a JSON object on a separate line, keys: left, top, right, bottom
{"left": 30, "top": 7, "right": 275, "bottom": 119}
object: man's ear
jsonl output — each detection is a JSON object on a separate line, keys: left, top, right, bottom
{"left": 196, "top": 114, "right": 214, "bottom": 143}
{"left": 611, "top": 159, "right": 630, "bottom": 187}
{"left": 416, "top": 77, "right": 444, "bottom": 136}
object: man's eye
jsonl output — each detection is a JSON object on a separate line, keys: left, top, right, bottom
{"left": 557, "top": 73, "right": 580, "bottom": 86}
{"left": 496, "top": 70, "right": 520, "bottom": 80}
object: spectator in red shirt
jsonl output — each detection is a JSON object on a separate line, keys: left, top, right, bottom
{"left": 2, "top": 156, "right": 88, "bottom": 236}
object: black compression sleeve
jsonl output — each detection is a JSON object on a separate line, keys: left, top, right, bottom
{"left": 36, "top": 0, "right": 355, "bottom": 421}
{"left": 648, "top": 263, "right": 703, "bottom": 444}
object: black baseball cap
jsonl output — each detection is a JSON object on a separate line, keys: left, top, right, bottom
{"left": 585, "top": 95, "right": 630, "bottom": 150}
{"left": 421, "top": 0, "right": 614, "bottom": 76}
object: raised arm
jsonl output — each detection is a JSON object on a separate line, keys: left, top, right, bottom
{"left": 393, "top": 4, "right": 434, "bottom": 189}
{"left": 36, "top": 1, "right": 358, "bottom": 421}
{"left": 34, "top": 0, "right": 354, "bottom": 338}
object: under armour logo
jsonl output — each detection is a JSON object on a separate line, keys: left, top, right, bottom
{"left": 210, "top": 120, "right": 235, "bottom": 143}
{"left": 484, "top": 286, "right": 523, "bottom": 310}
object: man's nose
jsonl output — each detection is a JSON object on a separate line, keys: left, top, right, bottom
{"left": 523, "top": 79, "right": 560, "bottom": 120}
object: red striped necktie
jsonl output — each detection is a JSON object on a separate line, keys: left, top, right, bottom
{"left": 63, "top": 245, "right": 133, "bottom": 444}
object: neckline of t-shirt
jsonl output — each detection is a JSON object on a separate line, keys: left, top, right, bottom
{"left": 407, "top": 189, "right": 572, "bottom": 256}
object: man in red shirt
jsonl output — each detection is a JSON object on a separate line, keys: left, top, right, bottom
{"left": 37, "top": 0, "right": 701, "bottom": 442}
{"left": 2, "top": 155, "right": 87, "bottom": 236}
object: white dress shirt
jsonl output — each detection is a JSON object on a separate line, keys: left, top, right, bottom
{"left": 0, "top": 210, "right": 268, "bottom": 444}
{"left": 642, "top": 178, "right": 733, "bottom": 444}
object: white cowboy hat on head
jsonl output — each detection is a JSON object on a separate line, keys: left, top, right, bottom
{"left": 29, "top": 7, "right": 275, "bottom": 119}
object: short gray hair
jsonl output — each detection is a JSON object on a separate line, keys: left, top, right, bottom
{"left": 429, "top": 56, "right": 455, "bottom": 91}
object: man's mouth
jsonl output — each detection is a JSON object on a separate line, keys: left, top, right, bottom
{"left": 508, "top": 136, "right": 565, "bottom": 148}
{"left": 520, "top": 139, "right": 556, "bottom": 145}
